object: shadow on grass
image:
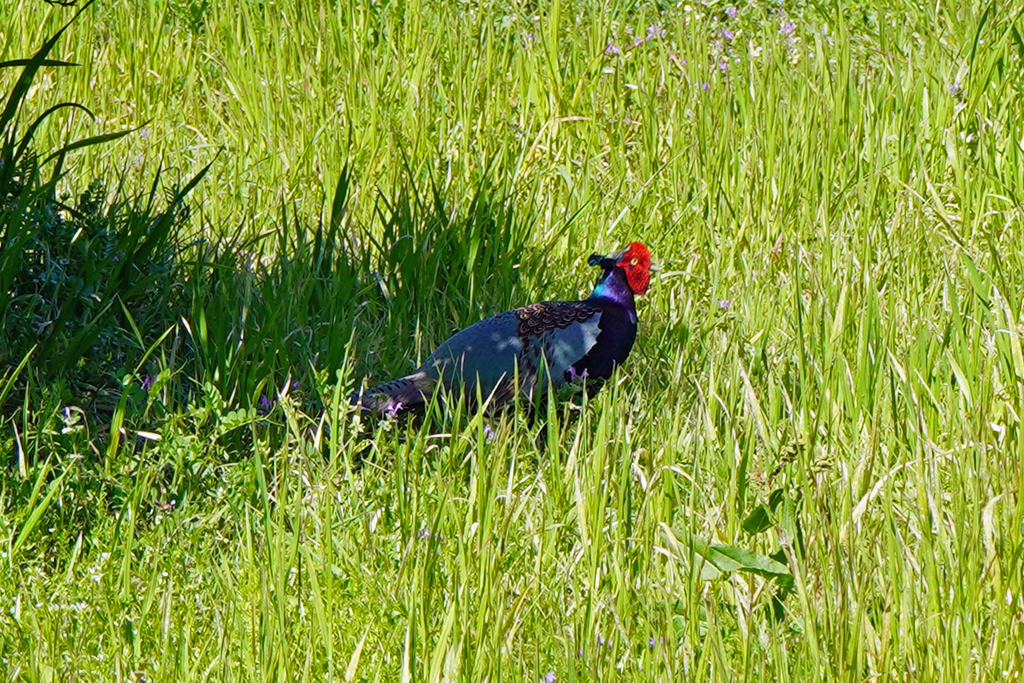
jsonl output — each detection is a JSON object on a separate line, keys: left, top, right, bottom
{"left": 0, "top": 8, "right": 552, "bottom": 571}
{"left": 0, "top": 5, "right": 548, "bottom": 431}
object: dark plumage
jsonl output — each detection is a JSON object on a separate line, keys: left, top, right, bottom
{"left": 351, "top": 242, "right": 652, "bottom": 415}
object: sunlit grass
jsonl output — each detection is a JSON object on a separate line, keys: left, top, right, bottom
{"left": 1, "top": 0, "right": 1023, "bottom": 680}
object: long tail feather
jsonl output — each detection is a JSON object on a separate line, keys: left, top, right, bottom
{"left": 349, "top": 371, "right": 434, "bottom": 416}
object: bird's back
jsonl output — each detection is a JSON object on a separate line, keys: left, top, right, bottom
{"left": 421, "top": 299, "right": 625, "bottom": 409}
{"left": 423, "top": 310, "right": 524, "bottom": 404}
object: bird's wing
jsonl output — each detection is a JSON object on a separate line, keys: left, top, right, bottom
{"left": 424, "top": 301, "right": 604, "bottom": 404}
{"left": 425, "top": 311, "right": 525, "bottom": 393}
{"left": 513, "top": 301, "right": 604, "bottom": 386}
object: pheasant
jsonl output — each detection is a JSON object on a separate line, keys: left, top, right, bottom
{"left": 351, "top": 241, "right": 651, "bottom": 415}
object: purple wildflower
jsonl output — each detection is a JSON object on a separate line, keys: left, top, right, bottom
{"left": 701, "top": 81, "right": 710, "bottom": 91}
{"left": 597, "top": 634, "right": 605, "bottom": 646}
{"left": 290, "top": 379, "right": 300, "bottom": 391}
{"left": 141, "top": 374, "right": 155, "bottom": 391}
{"left": 649, "top": 636, "right": 657, "bottom": 649}
{"left": 725, "top": 6, "right": 739, "bottom": 19}
{"left": 484, "top": 423, "right": 496, "bottom": 443}
{"left": 567, "top": 366, "right": 590, "bottom": 382}
{"left": 780, "top": 21, "right": 796, "bottom": 37}
{"left": 718, "top": 61, "right": 729, "bottom": 72}
{"left": 633, "top": 35, "right": 645, "bottom": 48}
{"left": 418, "top": 527, "right": 431, "bottom": 540}
{"left": 717, "top": 299, "right": 731, "bottom": 310}
{"left": 646, "top": 24, "right": 666, "bottom": 41}
{"left": 384, "top": 400, "right": 404, "bottom": 418}
{"left": 605, "top": 42, "right": 621, "bottom": 56}
{"left": 543, "top": 673, "right": 556, "bottom": 683}
{"left": 722, "top": 27, "right": 735, "bottom": 41}
{"left": 948, "top": 82, "right": 962, "bottom": 96}
{"left": 258, "top": 394, "right": 273, "bottom": 414}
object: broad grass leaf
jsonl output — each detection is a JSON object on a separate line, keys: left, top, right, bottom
{"left": 661, "top": 524, "right": 792, "bottom": 582}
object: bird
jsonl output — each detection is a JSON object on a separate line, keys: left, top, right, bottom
{"left": 351, "top": 241, "right": 651, "bottom": 416}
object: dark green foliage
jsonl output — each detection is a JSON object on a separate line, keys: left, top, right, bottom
{"left": 169, "top": 0, "right": 212, "bottom": 35}
{"left": 181, "top": 163, "right": 544, "bottom": 417}
{"left": 351, "top": 169, "right": 548, "bottom": 381}
{"left": 0, "top": 5, "right": 205, "bottom": 415}
{"left": 2, "top": 175, "right": 194, "bottom": 397}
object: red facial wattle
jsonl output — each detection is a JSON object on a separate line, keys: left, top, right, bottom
{"left": 617, "top": 242, "right": 651, "bottom": 296}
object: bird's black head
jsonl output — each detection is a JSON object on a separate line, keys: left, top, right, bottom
{"left": 588, "top": 252, "right": 617, "bottom": 270}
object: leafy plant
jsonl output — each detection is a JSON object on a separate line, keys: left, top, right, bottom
{"left": 0, "top": 3, "right": 208, "bottom": 415}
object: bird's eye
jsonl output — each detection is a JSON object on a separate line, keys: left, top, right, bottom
{"left": 630, "top": 257, "right": 638, "bottom": 266}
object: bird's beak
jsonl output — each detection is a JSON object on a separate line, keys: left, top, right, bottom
{"left": 588, "top": 245, "right": 629, "bottom": 269}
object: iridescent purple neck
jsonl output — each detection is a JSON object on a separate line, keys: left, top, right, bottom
{"left": 589, "top": 268, "right": 637, "bottom": 318}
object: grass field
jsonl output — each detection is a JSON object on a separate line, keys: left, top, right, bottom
{"left": 2, "top": 0, "right": 1023, "bottom": 680}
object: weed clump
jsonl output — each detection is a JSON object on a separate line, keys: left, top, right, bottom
{"left": 2, "top": 171, "right": 188, "bottom": 399}
{"left": 0, "top": 7, "right": 205, "bottom": 415}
